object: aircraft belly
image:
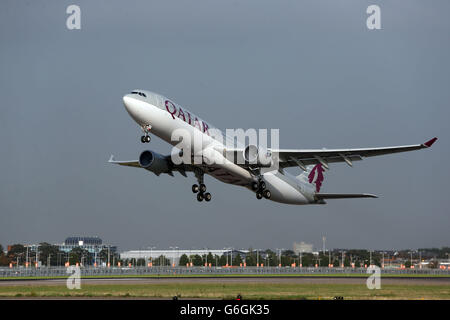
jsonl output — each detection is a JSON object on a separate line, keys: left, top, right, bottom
{"left": 263, "top": 172, "right": 310, "bottom": 205}
{"left": 205, "top": 166, "right": 249, "bottom": 186}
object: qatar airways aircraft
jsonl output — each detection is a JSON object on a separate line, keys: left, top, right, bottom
{"left": 109, "top": 89, "right": 437, "bottom": 205}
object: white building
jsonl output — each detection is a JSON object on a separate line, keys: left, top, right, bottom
{"left": 120, "top": 249, "right": 248, "bottom": 265}
{"left": 293, "top": 242, "right": 314, "bottom": 254}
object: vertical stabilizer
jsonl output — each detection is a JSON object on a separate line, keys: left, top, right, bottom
{"left": 296, "top": 163, "right": 326, "bottom": 192}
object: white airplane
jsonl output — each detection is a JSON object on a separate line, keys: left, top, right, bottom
{"left": 110, "top": 89, "right": 437, "bottom": 205}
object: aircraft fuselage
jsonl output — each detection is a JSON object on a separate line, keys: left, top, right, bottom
{"left": 122, "top": 90, "right": 315, "bottom": 205}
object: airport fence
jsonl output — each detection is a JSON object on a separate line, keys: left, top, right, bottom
{"left": 1, "top": 266, "right": 449, "bottom": 278}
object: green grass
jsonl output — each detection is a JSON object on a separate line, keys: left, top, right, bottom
{"left": 0, "top": 282, "right": 449, "bottom": 299}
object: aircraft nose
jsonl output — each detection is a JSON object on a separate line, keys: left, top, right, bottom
{"left": 123, "top": 94, "right": 140, "bottom": 116}
{"left": 122, "top": 94, "right": 134, "bottom": 112}
{"left": 122, "top": 94, "right": 144, "bottom": 122}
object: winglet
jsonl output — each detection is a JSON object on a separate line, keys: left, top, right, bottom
{"left": 108, "top": 155, "right": 115, "bottom": 162}
{"left": 423, "top": 137, "right": 438, "bottom": 148}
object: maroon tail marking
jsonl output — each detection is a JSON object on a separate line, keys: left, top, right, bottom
{"left": 308, "top": 163, "right": 325, "bottom": 192}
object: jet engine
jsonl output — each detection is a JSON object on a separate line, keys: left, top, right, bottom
{"left": 139, "top": 150, "right": 170, "bottom": 175}
{"left": 243, "top": 145, "right": 272, "bottom": 167}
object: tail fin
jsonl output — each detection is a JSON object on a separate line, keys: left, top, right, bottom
{"left": 297, "top": 163, "right": 325, "bottom": 192}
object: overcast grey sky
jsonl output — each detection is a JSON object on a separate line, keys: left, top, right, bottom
{"left": 0, "top": 0, "right": 449, "bottom": 251}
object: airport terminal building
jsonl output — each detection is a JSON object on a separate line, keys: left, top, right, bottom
{"left": 57, "top": 236, "right": 117, "bottom": 255}
{"left": 21, "top": 236, "right": 117, "bottom": 256}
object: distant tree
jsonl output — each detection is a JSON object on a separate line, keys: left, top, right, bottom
{"left": 179, "top": 254, "right": 189, "bottom": 266}
{"left": 301, "top": 253, "right": 314, "bottom": 267}
{"left": 137, "top": 258, "right": 146, "bottom": 266}
{"left": 153, "top": 255, "right": 170, "bottom": 266}
{"left": 219, "top": 254, "right": 227, "bottom": 266}
{"left": 116, "top": 259, "right": 124, "bottom": 266}
{"left": 7, "top": 244, "right": 26, "bottom": 265}
{"left": 333, "top": 259, "right": 340, "bottom": 267}
{"left": 206, "top": 252, "right": 214, "bottom": 266}
{"left": 372, "top": 257, "right": 381, "bottom": 267}
{"left": 38, "top": 242, "right": 61, "bottom": 266}
{"left": 265, "top": 250, "right": 277, "bottom": 266}
{"left": 280, "top": 254, "right": 292, "bottom": 266}
{"left": 318, "top": 253, "right": 330, "bottom": 266}
{"left": 99, "top": 249, "right": 116, "bottom": 265}
{"left": 69, "top": 247, "right": 89, "bottom": 265}
{"left": 0, "top": 255, "right": 9, "bottom": 266}
{"left": 7, "top": 244, "right": 26, "bottom": 258}
{"left": 0, "top": 244, "right": 9, "bottom": 266}
{"left": 233, "top": 254, "right": 243, "bottom": 265}
{"left": 245, "top": 251, "right": 256, "bottom": 266}
{"left": 192, "top": 255, "right": 203, "bottom": 266}
{"left": 284, "top": 250, "right": 295, "bottom": 257}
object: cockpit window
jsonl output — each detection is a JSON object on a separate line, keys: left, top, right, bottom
{"left": 131, "top": 91, "right": 147, "bottom": 97}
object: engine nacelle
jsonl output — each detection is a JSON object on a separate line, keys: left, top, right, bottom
{"left": 243, "top": 145, "right": 272, "bottom": 167}
{"left": 139, "top": 150, "right": 170, "bottom": 175}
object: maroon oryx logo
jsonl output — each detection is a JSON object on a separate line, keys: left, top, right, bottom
{"left": 308, "top": 163, "right": 325, "bottom": 192}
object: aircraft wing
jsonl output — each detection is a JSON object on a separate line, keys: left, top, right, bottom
{"left": 108, "top": 154, "right": 251, "bottom": 185}
{"left": 275, "top": 137, "right": 437, "bottom": 170}
{"left": 315, "top": 193, "right": 378, "bottom": 200}
{"left": 108, "top": 155, "right": 192, "bottom": 177}
{"left": 108, "top": 156, "right": 141, "bottom": 168}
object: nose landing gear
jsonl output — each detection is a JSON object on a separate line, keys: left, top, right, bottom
{"left": 140, "top": 125, "right": 152, "bottom": 143}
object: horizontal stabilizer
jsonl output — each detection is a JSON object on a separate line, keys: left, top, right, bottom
{"left": 315, "top": 193, "right": 378, "bottom": 200}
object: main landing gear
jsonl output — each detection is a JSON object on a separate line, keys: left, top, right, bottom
{"left": 252, "top": 179, "right": 271, "bottom": 200}
{"left": 192, "top": 171, "right": 211, "bottom": 202}
{"left": 140, "top": 125, "right": 151, "bottom": 143}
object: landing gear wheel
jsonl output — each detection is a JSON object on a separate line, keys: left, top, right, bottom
{"left": 145, "top": 135, "right": 151, "bottom": 143}
{"left": 251, "top": 182, "right": 259, "bottom": 191}
{"left": 192, "top": 184, "right": 199, "bottom": 193}
{"left": 204, "top": 192, "right": 212, "bottom": 202}
{"left": 197, "top": 193, "right": 204, "bottom": 202}
{"left": 140, "top": 136, "right": 146, "bottom": 143}
{"left": 259, "top": 181, "right": 266, "bottom": 190}
{"left": 256, "top": 192, "right": 263, "bottom": 200}
{"left": 263, "top": 189, "right": 271, "bottom": 199}
{"left": 199, "top": 184, "right": 207, "bottom": 193}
